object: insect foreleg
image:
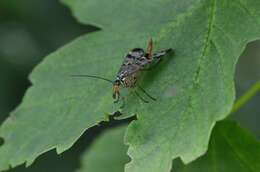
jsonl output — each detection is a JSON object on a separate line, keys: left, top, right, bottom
{"left": 113, "top": 91, "right": 120, "bottom": 103}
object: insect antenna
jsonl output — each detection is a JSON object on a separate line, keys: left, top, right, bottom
{"left": 70, "top": 75, "right": 114, "bottom": 84}
{"left": 137, "top": 85, "right": 156, "bottom": 101}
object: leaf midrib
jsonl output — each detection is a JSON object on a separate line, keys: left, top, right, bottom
{"left": 220, "top": 131, "right": 255, "bottom": 172}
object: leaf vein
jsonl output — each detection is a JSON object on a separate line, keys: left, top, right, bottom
{"left": 220, "top": 131, "right": 255, "bottom": 172}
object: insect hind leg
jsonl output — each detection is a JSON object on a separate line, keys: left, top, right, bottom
{"left": 134, "top": 91, "right": 149, "bottom": 103}
{"left": 137, "top": 85, "right": 156, "bottom": 101}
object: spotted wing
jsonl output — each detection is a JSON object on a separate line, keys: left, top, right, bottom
{"left": 117, "top": 52, "right": 151, "bottom": 78}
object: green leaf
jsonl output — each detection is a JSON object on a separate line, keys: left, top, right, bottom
{"left": 173, "top": 121, "right": 260, "bottom": 172}
{"left": 0, "top": 0, "right": 260, "bottom": 171}
{"left": 63, "top": 0, "right": 260, "bottom": 171}
{"left": 76, "top": 121, "right": 260, "bottom": 172}
{"left": 0, "top": 32, "right": 124, "bottom": 170}
{"left": 77, "top": 125, "right": 129, "bottom": 172}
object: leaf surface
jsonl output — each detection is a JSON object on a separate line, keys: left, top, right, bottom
{"left": 76, "top": 121, "right": 260, "bottom": 172}
{"left": 77, "top": 125, "right": 129, "bottom": 172}
{"left": 0, "top": 0, "right": 260, "bottom": 171}
{"left": 173, "top": 121, "right": 260, "bottom": 172}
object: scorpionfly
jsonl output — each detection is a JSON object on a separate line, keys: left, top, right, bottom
{"left": 72, "top": 39, "right": 173, "bottom": 103}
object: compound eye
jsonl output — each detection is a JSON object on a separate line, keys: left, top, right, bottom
{"left": 116, "top": 80, "right": 121, "bottom": 85}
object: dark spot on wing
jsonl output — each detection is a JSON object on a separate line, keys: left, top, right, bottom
{"left": 131, "top": 48, "right": 145, "bottom": 59}
{"left": 126, "top": 54, "right": 134, "bottom": 59}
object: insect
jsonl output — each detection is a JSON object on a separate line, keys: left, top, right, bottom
{"left": 72, "top": 39, "right": 173, "bottom": 103}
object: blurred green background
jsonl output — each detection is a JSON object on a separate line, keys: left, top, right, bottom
{"left": 0, "top": 1, "right": 259, "bottom": 172}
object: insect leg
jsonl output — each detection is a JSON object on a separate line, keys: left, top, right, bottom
{"left": 137, "top": 85, "right": 156, "bottom": 101}
{"left": 113, "top": 92, "right": 120, "bottom": 103}
{"left": 134, "top": 91, "right": 149, "bottom": 103}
